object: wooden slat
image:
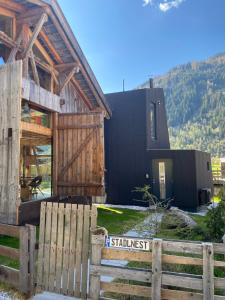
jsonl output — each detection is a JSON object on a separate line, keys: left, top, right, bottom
{"left": 55, "top": 203, "right": 64, "bottom": 294}
{"left": 62, "top": 204, "right": 72, "bottom": 294}
{"left": 0, "top": 224, "right": 20, "bottom": 238}
{"left": 68, "top": 204, "right": 77, "bottom": 296}
{"left": 74, "top": 205, "right": 84, "bottom": 297}
{"left": 27, "top": 225, "right": 36, "bottom": 295}
{"left": 19, "top": 226, "right": 29, "bottom": 294}
{"left": 48, "top": 203, "right": 58, "bottom": 292}
{"left": 162, "top": 273, "right": 203, "bottom": 291}
{"left": 37, "top": 202, "right": 46, "bottom": 289}
{"left": 152, "top": 239, "right": 162, "bottom": 300}
{"left": 0, "top": 245, "right": 19, "bottom": 260}
{"left": 43, "top": 202, "right": 52, "bottom": 290}
{"left": 91, "top": 205, "right": 98, "bottom": 230}
{"left": 90, "top": 265, "right": 152, "bottom": 283}
{"left": 0, "top": 265, "right": 20, "bottom": 289}
{"left": 81, "top": 205, "right": 90, "bottom": 298}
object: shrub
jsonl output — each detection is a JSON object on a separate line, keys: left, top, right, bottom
{"left": 205, "top": 188, "right": 225, "bottom": 242}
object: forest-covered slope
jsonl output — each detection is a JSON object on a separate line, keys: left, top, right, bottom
{"left": 139, "top": 53, "right": 225, "bottom": 157}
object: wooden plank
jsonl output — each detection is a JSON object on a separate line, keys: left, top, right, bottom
{"left": 7, "top": 30, "right": 23, "bottom": 63}
{"left": 0, "top": 265, "right": 20, "bottom": 289}
{"left": 74, "top": 205, "right": 84, "bottom": 297}
{"left": 162, "top": 273, "right": 203, "bottom": 291}
{"left": 68, "top": 204, "right": 77, "bottom": 296}
{"left": 19, "top": 226, "right": 29, "bottom": 294}
{"left": 203, "top": 243, "right": 214, "bottom": 300}
{"left": 102, "top": 248, "right": 152, "bottom": 263}
{"left": 43, "top": 202, "right": 52, "bottom": 291}
{"left": 101, "top": 282, "right": 151, "bottom": 298}
{"left": 48, "top": 203, "right": 58, "bottom": 292}
{"left": 37, "top": 202, "right": 46, "bottom": 290}
{"left": 23, "top": 13, "right": 48, "bottom": 57}
{"left": 90, "top": 265, "right": 152, "bottom": 284}
{"left": 81, "top": 205, "right": 90, "bottom": 298}
{"left": 152, "top": 239, "right": 162, "bottom": 300}
{"left": 57, "top": 124, "right": 102, "bottom": 130}
{"left": 0, "top": 224, "right": 20, "bottom": 238}
{"left": 62, "top": 204, "right": 72, "bottom": 294}
{"left": 21, "top": 122, "right": 52, "bottom": 137}
{"left": 0, "top": 245, "right": 19, "bottom": 260}
{"left": 55, "top": 203, "right": 64, "bottom": 294}
{"left": 162, "top": 240, "right": 202, "bottom": 254}
{"left": 90, "top": 205, "right": 98, "bottom": 230}
{"left": 27, "top": 225, "right": 36, "bottom": 295}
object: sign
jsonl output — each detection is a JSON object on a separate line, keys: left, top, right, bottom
{"left": 105, "top": 236, "right": 150, "bottom": 251}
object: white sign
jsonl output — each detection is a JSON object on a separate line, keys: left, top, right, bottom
{"left": 105, "top": 236, "right": 150, "bottom": 251}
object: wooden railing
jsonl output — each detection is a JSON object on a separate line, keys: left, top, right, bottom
{"left": 0, "top": 224, "right": 36, "bottom": 295}
{"left": 90, "top": 235, "right": 225, "bottom": 300}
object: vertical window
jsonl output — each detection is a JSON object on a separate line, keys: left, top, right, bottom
{"left": 150, "top": 102, "right": 157, "bottom": 140}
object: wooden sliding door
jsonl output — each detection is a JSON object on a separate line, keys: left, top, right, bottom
{"left": 53, "top": 112, "right": 105, "bottom": 197}
{"left": 0, "top": 61, "right": 22, "bottom": 224}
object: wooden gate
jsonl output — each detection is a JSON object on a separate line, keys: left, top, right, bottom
{"left": 53, "top": 112, "right": 105, "bottom": 197}
{"left": 37, "top": 202, "right": 97, "bottom": 298}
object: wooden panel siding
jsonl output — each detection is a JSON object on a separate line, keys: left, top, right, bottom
{"left": 22, "top": 78, "right": 89, "bottom": 114}
{"left": 54, "top": 112, "right": 105, "bottom": 197}
{"left": 0, "top": 61, "right": 22, "bottom": 225}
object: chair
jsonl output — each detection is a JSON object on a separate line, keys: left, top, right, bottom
{"left": 29, "top": 176, "right": 44, "bottom": 199}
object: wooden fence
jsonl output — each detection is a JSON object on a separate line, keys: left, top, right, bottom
{"left": 0, "top": 223, "right": 36, "bottom": 295}
{"left": 90, "top": 235, "right": 225, "bottom": 300}
{"left": 37, "top": 202, "right": 97, "bottom": 298}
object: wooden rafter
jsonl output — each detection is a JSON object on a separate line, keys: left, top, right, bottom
{"left": 39, "top": 30, "right": 63, "bottom": 64}
{"left": 23, "top": 13, "right": 48, "bottom": 58}
{"left": 59, "top": 66, "right": 79, "bottom": 93}
{"left": 30, "top": 49, "right": 40, "bottom": 86}
{"left": 55, "top": 63, "right": 78, "bottom": 71}
{"left": 7, "top": 30, "right": 23, "bottom": 63}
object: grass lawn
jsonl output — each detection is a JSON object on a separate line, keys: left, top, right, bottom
{"left": 97, "top": 205, "right": 149, "bottom": 235}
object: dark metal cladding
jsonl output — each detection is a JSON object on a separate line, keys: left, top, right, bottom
{"left": 105, "top": 88, "right": 213, "bottom": 211}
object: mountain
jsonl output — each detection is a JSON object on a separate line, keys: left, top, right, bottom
{"left": 139, "top": 53, "right": 225, "bottom": 157}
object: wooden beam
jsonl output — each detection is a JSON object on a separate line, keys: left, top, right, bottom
{"left": 30, "top": 49, "right": 40, "bottom": 86}
{"left": 0, "top": 0, "right": 25, "bottom": 13}
{"left": 0, "top": 30, "right": 18, "bottom": 48}
{"left": 21, "top": 122, "right": 52, "bottom": 137}
{"left": 55, "top": 62, "right": 78, "bottom": 71}
{"left": 71, "top": 77, "right": 93, "bottom": 110}
{"left": 17, "top": 7, "right": 46, "bottom": 25}
{"left": 23, "top": 13, "right": 48, "bottom": 58}
{"left": 59, "top": 66, "right": 79, "bottom": 93}
{"left": 7, "top": 30, "right": 23, "bottom": 63}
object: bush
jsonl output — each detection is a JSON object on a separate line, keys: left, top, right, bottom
{"left": 205, "top": 188, "right": 225, "bottom": 242}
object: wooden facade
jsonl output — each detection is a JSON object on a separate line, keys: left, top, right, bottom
{"left": 0, "top": 0, "right": 111, "bottom": 224}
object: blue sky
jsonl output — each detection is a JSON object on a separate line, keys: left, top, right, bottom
{"left": 58, "top": 0, "right": 225, "bottom": 93}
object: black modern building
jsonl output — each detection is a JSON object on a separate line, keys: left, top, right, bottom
{"left": 105, "top": 87, "right": 213, "bottom": 211}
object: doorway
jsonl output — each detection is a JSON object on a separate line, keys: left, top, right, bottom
{"left": 152, "top": 159, "right": 173, "bottom": 200}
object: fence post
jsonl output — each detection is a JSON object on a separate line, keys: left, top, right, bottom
{"left": 202, "top": 243, "right": 214, "bottom": 300}
{"left": 90, "top": 234, "right": 105, "bottom": 300}
{"left": 27, "top": 225, "right": 37, "bottom": 295}
{"left": 20, "top": 226, "right": 29, "bottom": 294}
{"left": 223, "top": 234, "right": 225, "bottom": 260}
{"left": 152, "top": 239, "right": 162, "bottom": 300}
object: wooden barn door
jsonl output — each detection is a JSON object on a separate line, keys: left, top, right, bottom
{"left": 0, "top": 61, "right": 22, "bottom": 225}
{"left": 53, "top": 112, "right": 105, "bottom": 197}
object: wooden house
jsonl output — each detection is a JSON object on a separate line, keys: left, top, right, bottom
{"left": 0, "top": 0, "right": 111, "bottom": 225}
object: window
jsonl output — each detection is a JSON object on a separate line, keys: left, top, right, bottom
{"left": 21, "top": 102, "right": 51, "bottom": 128}
{"left": 0, "top": 15, "right": 13, "bottom": 38}
{"left": 150, "top": 102, "right": 157, "bottom": 140}
{"left": 207, "top": 162, "right": 210, "bottom": 171}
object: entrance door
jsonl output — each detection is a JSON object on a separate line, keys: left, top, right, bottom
{"left": 152, "top": 159, "right": 173, "bottom": 200}
{"left": 53, "top": 112, "right": 105, "bottom": 197}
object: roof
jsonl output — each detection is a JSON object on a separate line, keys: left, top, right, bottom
{"left": 14, "top": 0, "right": 111, "bottom": 117}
